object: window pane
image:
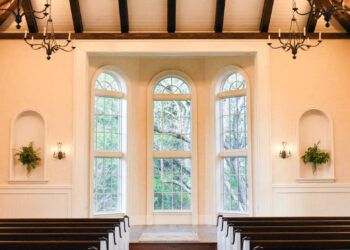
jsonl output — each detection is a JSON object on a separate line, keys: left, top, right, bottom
{"left": 93, "top": 157, "right": 122, "bottom": 213}
{"left": 153, "top": 158, "right": 191, "bottom": 211}
{"left": 94, "top": 96, "right": 121, "bottom": 151}
{"left": 223, "top": 157, "right": 248, "bottom": 213}
{"left": 95, "top": 72, "right": 120, "bottom": 92}
{"left": 153, "top": 100, "right": 191, "bottom": 151}
{"left": 220, "top": 96, "right": 247, "bottom": 150}
{"left": 154, "top": 76, "right": 190, "bottom": 94}
{"left": 222, "top": 72, "right": 246, "bottom": 91}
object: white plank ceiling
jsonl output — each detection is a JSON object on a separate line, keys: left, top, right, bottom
{"left": 0, "top": 0, "right": 347, "bottom": 33}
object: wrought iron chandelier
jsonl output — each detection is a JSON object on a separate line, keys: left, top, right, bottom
{"left": 0, "top": 0, "right": 50, "bottom": 29}
{"left": 23, "top": 1, "right": 75, "bottom": 60}
{"left": 267, "top": 12, "right": 322, "bottom": 59}
{"left": 293, "top": 0, "right": 350, "bottom": 28}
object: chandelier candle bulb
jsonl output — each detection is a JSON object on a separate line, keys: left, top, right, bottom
{"left": 31, "top": 36, "right": 34, "bottom": 42}
{"left": 303, "top": 27, "right": 306, "bottom": 36}
{"left": 43, "top": 27, "right": 46, "bottom": 36}
{"left": 319, "top": 32, "right": 322, "bottom": 41}
{"left": 268, "top": 35, "right": 271, "bottom": 43}
{"left": 278, "top": 28, "right": 281, "bottom": 37}
{"left": 24, "top": 30, "right": 27, "bottom": 39}
{"left": 68, "top": 32, "right": 71, "bottom": 41}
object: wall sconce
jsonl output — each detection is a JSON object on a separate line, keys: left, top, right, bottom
{"left": 279, "top": 141, "right": 292, "bottom": 159}
{"left": 53, "top": 142, "right": 66, "bottom": 160}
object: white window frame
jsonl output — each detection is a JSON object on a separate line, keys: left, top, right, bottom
{"left": 147, "top": 70, "right": 198, "bottom": 225}
{"left": 215, "top": 66, "right": 253, "bottom": 216}
{"left": 89, "top": 67, "right": 128, "bottom": 217}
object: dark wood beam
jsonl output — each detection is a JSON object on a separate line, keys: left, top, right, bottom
{"left": 320, "top": 0, "right": 350, "bottom": 32}
{"left": 0, "top": 32, "right": 349, "bottom": 40}
{"left": 21, "top": 0, "right": 38, "bottom": 33}
{"left": 0, "top": 0, "right": 16, "bottom": 26}
{"left": 306, "top": 13, "right": 318, "bottom": 33}
{"left": 305, "top": 0, "right": 322, "bottom": 33}
{"left": 118, "top": 0, "right": 129, "bottom": 33}
{"left": 167, "top": 0, "right": 176, "bottom": 33}
{"left": 69, "top": 0, "right": 83, "bottom": 33}
{"left": 260, "top": 0, "right": 274, "bottom": 32}
{"left": 214, "top": 0, "right": 226, "bottom": 33}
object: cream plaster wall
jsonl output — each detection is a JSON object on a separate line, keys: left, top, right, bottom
{"left": 0, "top": 41, "right": 74, "bottom": 186}
{"left": 0, "top": 39, "right": 349, "bottom": 221}
{"left": 270, "top": 40, "right": 350, "bottom": 184}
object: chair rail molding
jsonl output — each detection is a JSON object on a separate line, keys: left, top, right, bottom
{"left": 0, "top": 185, "right": 72, "bottom": 218}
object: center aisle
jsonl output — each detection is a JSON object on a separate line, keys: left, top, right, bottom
{"left": 129, "top": 225, "right": 217, "bottom": 250}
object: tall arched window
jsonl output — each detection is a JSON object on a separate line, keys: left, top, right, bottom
{"left": 91, "top": 70, "right": 127, "bottom": 215}
{"left": 217, "top": 70, "right": 250, "bottom": 213}
{"left": 151, "top": 75, "right": 193, "bottom": 212}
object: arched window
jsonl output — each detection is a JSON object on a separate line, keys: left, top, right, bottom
{"left": 91, "top": 70, "right": 127, "bottom": 215}
{"left": 217, "top": 70, "right": 249, "bottom": 213}
{"left": 151, "top": 75, "right": 193, "bottom": 211}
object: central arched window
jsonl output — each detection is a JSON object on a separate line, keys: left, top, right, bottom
{"left": 91, "top": 70, "right": 127, "bottom": 215}
{"left": 217, "top": 70, "right": 250, "bottom": 214}
{"left": 151, "top": 75, "right": 194, "bottom": 212}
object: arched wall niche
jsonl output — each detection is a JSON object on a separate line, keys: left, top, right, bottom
{"left": 297, "top": 108, "right": 335, "bottom": 182}
{"left": 9, "top": 110, "right": 48, "bottom": 183}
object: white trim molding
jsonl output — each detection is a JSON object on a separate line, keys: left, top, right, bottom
{"left": 272, "top": 183, "right": 350, "bottom": 216}
{"left": 0, "top": 185, "right": 72, "bottom": 218}
{"left": 9, "top": 109, "right": 48, "bottom": 183}
{"left": 146, "top": 70, "right": 198, "bottom": 225}
{"left": 73, "top": 40, "right": 271, "bottom": 219}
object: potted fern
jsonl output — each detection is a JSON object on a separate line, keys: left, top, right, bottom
{"left": 301, "top": 141, "right": 330, "bottom": 174}
{"left": 15, "top": 142, "right": 41, "bottom": 174}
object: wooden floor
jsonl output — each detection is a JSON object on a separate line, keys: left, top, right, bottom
{"left": 130, "top": 225, "right": 217, "bottom": 250}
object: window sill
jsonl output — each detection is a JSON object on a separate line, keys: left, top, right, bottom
{"left": 153, "top": 210, "right": 192, "bottom": 215}
{"left": 93, "top": 212, "right": 126, "bottom": 218}
{"left": 218, "top": 211, "right": 250, "bottom": 217}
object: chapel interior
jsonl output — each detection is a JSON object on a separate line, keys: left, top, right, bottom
{"left": 0, "top": 0, "right": 350, "bottom": 249}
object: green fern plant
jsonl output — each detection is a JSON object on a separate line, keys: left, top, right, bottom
{"left": 301, "top": 141, "right": 330, "bottom": 174}
{"left": 15, "top": 142, "right": 41, "bottom": 174}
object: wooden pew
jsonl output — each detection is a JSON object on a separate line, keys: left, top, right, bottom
{"left": 217, "top": 215, "right": 350, "bottom": 250}
{"left": 0, "top": 240, "right": 104, "bottom": 250}
{"left": 0, "top": 217, "right": 130, "bottom": 250}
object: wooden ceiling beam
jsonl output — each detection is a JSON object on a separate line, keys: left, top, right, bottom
{"left": 118, "top": 0, "right": 129, "bottom": 33}
{"left": 306, "top": 13, "right": 318, "bottom": 33}
{"left": 214, "top": 0, "right": 226, "bottom": 33}
{"left": 69, "top": 0, "right": 83, "bottom": 33}
{"left": 167, "top": 0, "right": 176, "bottom": 33}
{"left": 0, "top": 0, "right": 16, "bottom": 26}
{"left": 260, "top": 0, "right": 274, "bottom": 32}
{"left": 320, "top": 0, "right": 350, "bottom": 32}
{"left": 21, "top": 0, "right": 38, "bottom": 33}
{"left": 0, "top": 32, "right": 349, "bottom": 40}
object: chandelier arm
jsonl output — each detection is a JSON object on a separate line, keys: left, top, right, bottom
{"left": 0, "top": 8, "right": 16, "bottom": 16}
{"left": 268, "top": 43, "right": 287, "bottom": 50}
{"left": 24, "top": 38, "right": 45, "bottom": 49}
{"left": 57, "top": 47, "right": 76, "bottom": 53}
{"left": 306, "top": 40, "right": 322, "bottom": 48}
{"left": 298, "top": 44, "right": 310, "bottom": 51}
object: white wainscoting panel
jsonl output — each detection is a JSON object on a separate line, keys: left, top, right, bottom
{"left": 273, "top": 184, "right": 350, "bottom": 216}
{"left": 0, "top": 186, "right": 72, "bottom": 218}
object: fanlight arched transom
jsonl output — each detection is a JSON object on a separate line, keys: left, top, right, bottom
{"left": 222, "top": 72, "right": 246, "bottom": 91}
{"left": 154, "top": 76, "right": 190, "bottom": 94}
{"left": 95, "top": 72, "right": 121, "bottom": 92}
